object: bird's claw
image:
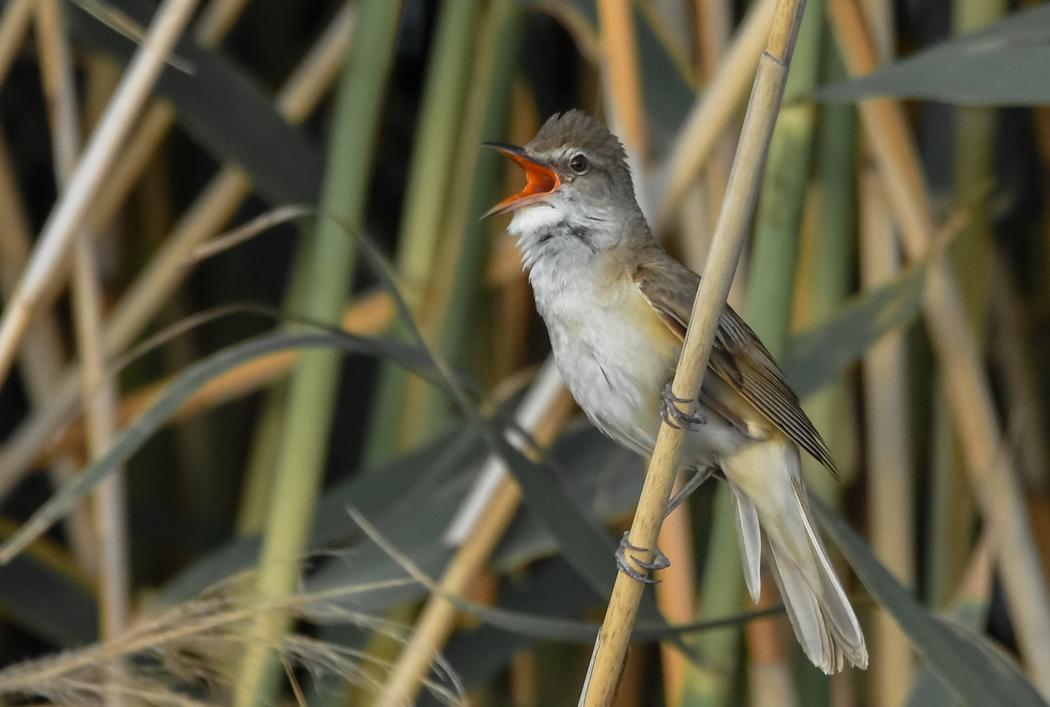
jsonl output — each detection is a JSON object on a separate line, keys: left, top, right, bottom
{"left": 615, "top": 532, "right": 670, "bottom": 583}
{"left": 659, "top": 382, "right": 706, "bottom": 430}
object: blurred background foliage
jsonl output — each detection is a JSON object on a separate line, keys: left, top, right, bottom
{"left": 0, "top": 0, "right": 1047, "bottom": 705}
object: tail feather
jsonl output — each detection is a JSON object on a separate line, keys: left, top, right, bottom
{"left": 730, "top": 487, "right": 762, "bottom": 602}
{"left": 767, "top": 527, "right": 868, "bottom": 673}
{"left": 791, "top": 480, "right": 867, "bottom": 669}
{"left": 767, "top": 540, "right": 840, "bottom": 671}
{"left": 720, "top": 436, "right": 868, "bottom": 674}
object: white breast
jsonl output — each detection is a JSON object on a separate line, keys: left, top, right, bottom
{"left": 517, "top": 222, "right": 750, "bottom": 468}
{"left": 527, "top": 261, "right": 669, "bottom": 458}
{"left": 538, "top": 280, "right": 748, "bottom": 468}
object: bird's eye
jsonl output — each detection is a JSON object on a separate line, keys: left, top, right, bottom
{"left": 569, "top": 153, "right": 590, "bottom": 174}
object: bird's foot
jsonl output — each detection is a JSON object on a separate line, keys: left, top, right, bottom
{"left": 616, "top": 532, "right": 670, "bottom": 583}
{"left": 659, "top": 382, "right": 706, "bottom": 430}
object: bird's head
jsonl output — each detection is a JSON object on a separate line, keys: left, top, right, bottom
{"left": 483, "top": 111, "right": 648, "bottom": 263}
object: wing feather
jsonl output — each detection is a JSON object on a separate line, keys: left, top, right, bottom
{"left": 633, "top": 255, "right": 838, "bottom": 477}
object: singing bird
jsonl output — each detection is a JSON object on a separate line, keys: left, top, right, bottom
{"left": 483, "top": 111, "right": 866, "bottom": 674}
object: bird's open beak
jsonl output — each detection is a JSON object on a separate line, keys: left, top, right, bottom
{"left": 482, "top": 142, "right": 560, "bottom": 218}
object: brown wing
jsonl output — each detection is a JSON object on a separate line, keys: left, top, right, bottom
{"left": 633, "top": 254, "right": 839, "bottom": 477}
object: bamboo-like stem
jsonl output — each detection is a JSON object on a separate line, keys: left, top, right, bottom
{"left": 830, "top": 0, "right": 1050, "bottom": 693}
{"left": 688, "top": 4, "right": 826, "bottom": 703}
{"left": 860, "top": 167, "right": 914, "bottom": 705}
{"left": 745, "top": 3, "right": 826, "bottom": 700}
{"left": 950, "top": 0, "right": 1002, "bottom": 333}
{"left": 927, "top": 379, "right": 967, "bottom": 608}
{"left": 374, "top": 385, "right": 576, "bottom": 707}
{"left": 667, "top": 9, "right": 734, "bottom": 701}
{"left": 0, "top": 0, "right": 200, "bottom": 390}
{"left": 695, "top": 0, "right": 732, "bottom": 82}
{"left": 35, "top": 0, "right": 126, "bottom": 615}
{"left": 366, "top": 0, "right": 483, "bottom": 463}
{"left": 748, "top": 0, "right": 823, "bottom": 352}
{"left": 35, "top": 4, "right": 128, "bottom": 703}
{"left": 390, "top": 0, "right": 479, "bottom": 314}
{"left": 598, "top": 4, "right": 654, "bottom": 222}
{"left": 0, "top": 120, "right": 97, "bottom": 570}
{"left": 233, "top": 244, "right": 314, "bottom": 540}
{"left": 747, "top": 596, "right": 799, "bottom": 707}
{"left": 234, "top": 2, "right": 403, "bottom": 704}
{"left": 444, "top": 372, "right": 565, "bottom": 547}
{"left": 193, "top": 0, "right": 251, "bottom": 44}
{"left": 654, "top": 474, "right": 695, "bottom": 704}
{"left": 656, "top": 0, "right": 777, "bottom": 230}
{"left": 432, "top": 50, "right": 522, "bottom": 372}
{"left": 677, "top": 0, "right": 734, "bottom": 276}
{"left": 927, "top": 0, "right": 1004, "bottom": 624}
{"left": 0, "top": 4, "right": 355, "bottom": 500}
{"left": 104, "top": 3, "right": 352, "bottom": 355}
{"left": 679, "top": 489, "right": 740, "bottom": 707}
{"left": 803, "top": 35, "right": 857, "bottom": 491}
{"left": 88, "top": 0, "right": 257, "bottom": 233}
{"left": 579, "top": 3, "right": 809, "bottom": 704}
{"left": 596, "top": 0, "right": 647, "bottom": 156}
{"left": 349, "top": 4, "right": 501, "bottom": 691}
{"left": 72, "top": 228, "right": 130, "bottom": 688}
{"left": 927, "top": 0, "right": 1005, "bottom": 614}
{"left": 852, "top": 4, "right": 913, "bottom": 702}
{"left": 398, "top": 0, "right": 521, "bottom": 451}
{"left": 860, "top": 192, "right": 915, "bottom": 701}
{"left": 599, "top": 3, "right": 691, "bottom": 695}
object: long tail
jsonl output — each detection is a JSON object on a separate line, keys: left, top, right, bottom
{"left": 720, "top": 435, "right": 867, "bottom": 674}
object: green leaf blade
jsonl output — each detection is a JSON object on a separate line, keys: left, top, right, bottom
{"left": 817, "top": 4, "right": 1050, "bottom": 105}
{"left": 815, "top": 500, "right": 1047, "bottom": 707}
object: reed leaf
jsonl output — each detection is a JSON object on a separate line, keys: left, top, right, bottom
{"left": 816, "top": 501, "right": 1047, "bottom": 707}
{"left": 817, "top": 4, "right": 1050, "bottom": 105}
{"left": 64, "top": 0, "right": 324, "bottom": 204}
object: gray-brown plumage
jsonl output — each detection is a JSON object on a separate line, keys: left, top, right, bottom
{"left": 633, "top": 259, "right": 839, "bottom": 474}
{"left": 485, "top": 110, "right": 866, "bottom": 673}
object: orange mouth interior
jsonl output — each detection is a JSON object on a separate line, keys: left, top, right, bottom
{"left": 484, "top": 150, "right": 560, "bottom": 218}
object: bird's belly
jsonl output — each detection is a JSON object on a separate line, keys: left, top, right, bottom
{"left": 545, "top": 306, "right": 746, "bottom": 464}
{"left": 550, "top": 310, "right": 663, "bottom": 455}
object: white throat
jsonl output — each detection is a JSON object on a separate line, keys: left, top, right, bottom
{"left": 507, "top": 203, "right": 564, "bottom": 237}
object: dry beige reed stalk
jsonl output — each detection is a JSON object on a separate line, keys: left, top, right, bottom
{"left": 596, "top": 0, "right": 648, "bottom": 157}
{"left": 655, "top": 0, "right": 776, "bottom": 230}
{"left": 830, "top": 0, "right": 1050, "bottom": 694}
{"left": 0, "top": 571, "right": 465, "bottom": 707}
{"left": 0, "top": 58, "right": 98, "bottom": 570}
{"left": 34, "top": 4, "right": 131, "bottom": 687}
{"left": 854, "top": 2, "right": 915, "bottom": 705}
{"left": 0, "top": 3, "right": 354, "bottom": 501}
{"left": 375, "top": 377, "right": 576, "bottom": 707}
{"left": 579, "top": 1, "right": 810, "bottom": 704}
{"left": 0, "top": 0, "right": 201, "bottom": 390}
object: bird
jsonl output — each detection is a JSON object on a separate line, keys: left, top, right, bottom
{"left": 482, "top": 110, "right": 867, "bottom": 674}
